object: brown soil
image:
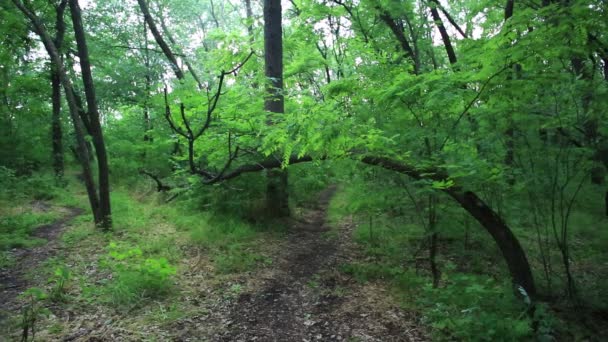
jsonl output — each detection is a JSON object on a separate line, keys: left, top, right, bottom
{"left": 0, "top": 188, "right": 428, "bottom": 341}
{"left": 0, "top": 204, "right": 84, "bottom": 321}
{"left": 204, "top": 186, "right": 427, "bottom": 341}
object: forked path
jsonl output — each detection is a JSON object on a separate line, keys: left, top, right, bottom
{"left": 216, "top": 186, "right": 426, "bottom": 341}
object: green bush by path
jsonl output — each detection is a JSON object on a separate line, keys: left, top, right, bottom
{"left": 101, "top": 242, "right": 177, "bottom": 307}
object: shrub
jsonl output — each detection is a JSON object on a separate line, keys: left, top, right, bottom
{"left": 0, "top": 167, "right": 61, "bottom": 201}
{"left": 19, "top": 287, "right": 50, "bottom": 342}
{"left": 103, "top": 243, "right": 177, "bottom": 306}
{"left": 48, "top": 266, "right": 71, "bottom": 302}
{"left": 418, "top": 272, "right": 534, "bottom": 341}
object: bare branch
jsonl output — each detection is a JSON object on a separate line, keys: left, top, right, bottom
{"left": 139, "top": 170, "right": 171, "bottom": 191}
{"left": 163, "top": 87, "right": 188, "bottom": 138}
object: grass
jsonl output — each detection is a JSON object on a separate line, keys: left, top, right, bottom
{"left": 326, "top": 177, "right": 555, "bottom": 341}
{"left": 327, "top": 171, "right": 608, "bottom": 340}
{"left": 0, "top": 169, "right": 286, "bottom": 340}
{"left": 0, "top": 210, "right": 61, "bottom": 251}
{"left": 0, "top": 170, "right": 91, "bottom": 253}
{"left": 0, "top": 251, "right": 14, "bottom": 268}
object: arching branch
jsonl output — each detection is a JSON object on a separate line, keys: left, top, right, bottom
{"left": 197, "top": 153, "right": 536, "bottom": 296}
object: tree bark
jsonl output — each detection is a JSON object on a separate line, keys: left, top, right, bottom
{"left": 428, "top": 2, "right": 457, "bottom": 65}
{"left": 244, "top": 0, "right": 255, "bottom": 44}
{"left": 503, "top": 2, "right": 518, "bottom": 184}
{"left": 505, "top": 0, "right": 515, "bottom": 19}
{"left": 142, "top": 14, "right": 152, "bottom": 142}
{"left": 69, "top": 0, "right": 112, "bottom": 229}
{"left": 263, "top": 0, "right": 289, "bottom": 217}
{"left": 51, "top": 0, "right": 68, "bottom": 180}
{"left": 51, "top": 69, "right": 64, "bottom": 179}
{"left": 378, "top": 11, "right": 419, "bottom": 74}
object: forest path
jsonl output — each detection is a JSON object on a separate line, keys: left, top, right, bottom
{"left": 213, "top": 186, "right": 425, "bottom": 342}
{"left": 0, "top": 204, "right": 84, "bottom": 321}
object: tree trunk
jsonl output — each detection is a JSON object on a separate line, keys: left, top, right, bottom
{"left": 448, "top": 190, "right": 535, "bottom": 296}
{"left": 244, "top": 0, "right": 255, "bottom": 44}
{"left": 143, "top": 15, "right": 152, "bottom": 142}
{"left": 69, "top": 0, "right": 112, "bottom": 229}
{"left": 428, "top": 2, "right": 457, "bottom": 65}
{"left": 263, "top": 0, "right": 289, "bottom": 217}
{"left": 378, "top": 11, "right": 419, "bottom": 74}
{"left": 51, "top": 1, "right": 68, "bottom": 181}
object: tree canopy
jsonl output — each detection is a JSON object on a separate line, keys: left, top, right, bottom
{"left": 1, "top": 0, "right": 607, "bottom": 340}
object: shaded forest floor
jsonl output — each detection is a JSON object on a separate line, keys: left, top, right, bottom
{"left": 0, "top": 186, "right": 428, "bottom": 341}
{"left": 210, "top": 186, "right": 426, "bottom": 341}
{"left": 0, "top": 203, "right": 83, "bottom": 321}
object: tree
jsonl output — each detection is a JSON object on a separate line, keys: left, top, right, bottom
{"left": 11, "top": 0, "right": 112, "bottom": 229}
{"left": 264, "top": 0, "right": 289, "bottom": 217}
{"left": 50, "top": 0, "right": 67, "bottom": 180}
{"left": 69, "top": 0, "right": 112, "bottom": 229}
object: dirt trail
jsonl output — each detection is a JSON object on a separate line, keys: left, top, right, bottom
{"left": 0, "top": 205, "right": 84, "bottom": 320}
{"left": 214, "top": 186, "right": 425, "bottom": 342}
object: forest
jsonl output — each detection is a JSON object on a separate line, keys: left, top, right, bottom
{"left": 0, "top": 0, "right": 607, "bottom": 340}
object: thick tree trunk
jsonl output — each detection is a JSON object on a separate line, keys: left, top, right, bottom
{"left": 263, "top": 0, "right": 289, "bottom": 217}
{"left": 263, "top": 0, "right": 284, "bottom": 114}
{"left": 69, "top": 0, "right": 112, "bottom": 229}
{"left": 143, "top": 16, "right": 152, "bottom": 142}
{"left": 244, "top": 0, "right": 255, "bottom": 44}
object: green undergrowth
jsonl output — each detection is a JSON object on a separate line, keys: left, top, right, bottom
{"left": 328, "top": 176, "right": 556, "bottom": 341}
{"left": 2, "top": 171, "right": 278, "bottom": 339}
{"left": 0, "top": 211, "right": 60, "bottom": 251}
{"left": 329, "top": 167, "right": 608, "bottom": 340}
{"left": 0, "top": 167, "right": 78, "bottom": 252}
{"left": 157, "top": 199, "right": 276, "bottom": 274}
{"left": 99, "top": 242, "right": 177, "bottom": 306}
{"left": 0, "top": 167, "right": 62, "bottom": 202}
{"left": 67, "top": 188, "right": 276, "bottom": 309}
{"left": 0, "top": 169, "right": 91, "bottom": 254}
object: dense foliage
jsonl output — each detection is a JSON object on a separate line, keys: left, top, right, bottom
{"left": 1, "top": 0, "right": 607, "bottom": 340}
